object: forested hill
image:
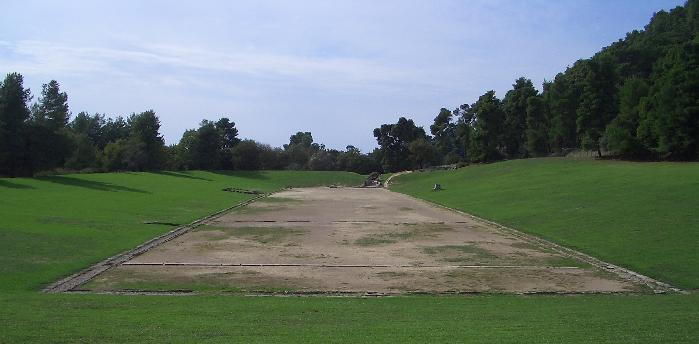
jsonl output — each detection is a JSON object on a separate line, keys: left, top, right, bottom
{"left": 368, "top": 0, "right": 699, "bottom": 172}
{"left": 1, "top": 1, "right": 697, "bottom": 177}
{"left": 548, "top": 0, "right": 699, "bottom": 160}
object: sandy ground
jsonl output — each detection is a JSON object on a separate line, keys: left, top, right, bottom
{"left": 85, "top": 187, "right": 644, "bottom": 294}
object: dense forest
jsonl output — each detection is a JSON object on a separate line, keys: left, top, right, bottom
{"left": 1, "top": 0, "right": 697, "bottom": 177}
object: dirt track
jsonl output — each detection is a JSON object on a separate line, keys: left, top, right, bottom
{"left": 85, "top": 187, "right": 646, "bottom": 294}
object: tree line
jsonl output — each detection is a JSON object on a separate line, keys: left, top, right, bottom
{"left": 0, "top": 74, "right": 381, "bottom": 176}
{"left": 1, "top": 1, "right": 697, "bottom": 177}
{"left": 373, "top": 0, "right": 699, "bottom": 172}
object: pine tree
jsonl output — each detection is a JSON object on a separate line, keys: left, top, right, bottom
{"left": 0, "top": 73, "right": 32, "bottom": 176}
{"left": 503, "top": 77, "right": 538, "bottom": 158}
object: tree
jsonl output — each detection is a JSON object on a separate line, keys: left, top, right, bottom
{"left": 503, "top": 77, "right": 538, "bottom": 158}
{"left": 470, "top": 91, "right": 505, "bottom": 162}
{"left": 525, "top": 95, "right": 549, "bottom": 156}
{"left": 215, "top": 117, "right": 240, "bottom": 149}
{"left": 0, "top": 73, "right": 32, "bottom": 176}
{"left": 308, "top": 149, "right": 335, "bottom": 170}
{"left": 232, "top": 139, "right": 261, "bottom": 170}
{"left": 32, "top": 80, "right": 69, "bottom": 129}
{"left": 544, "top": 72, "right": 580, "bottom": 153}
{"left": 284, "top": 131, "right": 318, "bottom": 169}
{"left": 430, "top": 108, "right": 456, "bottom": 160}
{"left": 258, "top": 144, "right": 287, "bottom": 170}
{"left": 101, "top": 139, "right": 129, "bottom": 171}
{"left": 576, "top": 58, "right": 618, "bottom": 157}
{"left": 70, "top": 112, "right": 106, "bottom": 148}
{"left": 24, "top": 80, "right": 74, "bottom": 173}
{"left": 65, "top": 132, "right": 97, "bottom": 170}
{"left": 638, "top": 41, "right": 699, "bottom": 159}
{"left": 604, "top": 78, "right": 650, "bottom": 157}
{"left": 194, "top": 120, "right": 222, "bottom": 170}
{"left": 172, "top": 129, "right": 198, "bottom": 170}
{"left": 214, "top": 117, "right": 239, "bottom": 169}
{"left": 286, "top": 131, "right": 315, "bottom": 149}
{"left": 124, "top": 110, "right": 166, "bottom": 170}
{"left": 453, "top": 104, "right": 475, "bottom": 162}
{"left": 102, "top": 116, "right": 130, "bottom": 147}
{"left": 373, "top": 117, "right": 428, "bottom": 172}
{"left": 408, "top": 138, "right": 439, "bottom": 169}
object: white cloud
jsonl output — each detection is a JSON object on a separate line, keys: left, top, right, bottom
{"left": 0, "top": 40, "right": 422, "bottom": 93}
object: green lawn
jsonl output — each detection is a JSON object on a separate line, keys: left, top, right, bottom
{"left": 1, "top": 293, "right": 697, "bottom": 343}
{"left": 0, "top": 170, "right": 364, "bottom": 291}
{"left": 1, "top": 167, "right": 698, "bottom": 343}
{"left": 390, "top": 158, "right": 699, "bottom": 289}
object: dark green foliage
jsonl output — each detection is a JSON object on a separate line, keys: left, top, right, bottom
{"left": 193, "top": 120, "right": 222, "bottom": 170}
{"left": 70, "top": 112, "right": 107, "bottom": 150}
{"left": 101, "top": 116, "right": 129, "bottom": 145}
{"left": 101, "top": 139, "right": 129, "bottom": 171}
{"left": 575, "top": 59, "right": 618, "bottom": 157}
{"left": 283, "top": 131, "right": 319, "bottom": 169}
{"left": 430, "top": 108, "right": 456, "bottom": 158}
{"left": 503, "top": 77, "right": 538, "bottom": 158}
{"left": 525, "top": 95, "right": 549, "bottom": 156}
{"left": 232, "top": 139, "right": 261, "bottom": 170}
{"left": 123, "top": 110, "right": 166, "bottom": 170}
{"left": 4, "top": 0, "right": 699, "bottom": 176}
{"left": 0, "top": 73, "right": 32, "bottom": 176}
{"left": 65, "top": 133, "right": 97, "bottom": 170}
{"left": 638, "top": 40, "right": 699, "bottom": 159}
{"left": 335, "top": 145, "right": 381, "bottom": 174}
{"left": 470, "top": 91, "right": 505, "bottom": 162}
{"left": 605, "top": 78, "right": 650, "bottom": 157}
{"left": 25, "top": 80, "right": 73, "bottom": 172}
{"left": 453, "top": 104, "right": 474, "bottom": 162}
{"left": 32, "top": 80, "right": 69, "bottom": 129}
{"left": 373, "top": 117, "right": 428, "bottom": 172}
{"left": 408, "top": 137, "right": 440, "bottom": 168}
{"left": 544, "top": 73, "right": 580, "bottom": 152}
{"left": 215, "top": 117, "right": 240, "bottom": 149}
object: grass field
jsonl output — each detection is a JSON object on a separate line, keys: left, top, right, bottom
{"left": 1, "top": 293, "right": 697, "bottom": 343}
{"left": 1, "top": 166, "right": 698, "bottom": 343}
{"left": 0, "top": 170, "right": 364, "bottom": 291}
{"left": 390, "top": 158, "right": 699, "bottom": 289}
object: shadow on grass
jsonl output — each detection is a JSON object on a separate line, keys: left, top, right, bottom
{"left": 151, "top": 171, "right": 213, "bottom": 181}
{"left": 210, "top": 170, "right": 270, "bottom": 180}
{"left": 36, "top": 175, "right": 149, "bottom": 193}
{"left": 0, "top": 179, "right": 35, "bottom": 189}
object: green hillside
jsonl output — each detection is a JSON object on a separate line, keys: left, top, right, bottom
{"left": 391, "top": 158, "right": 699, "bottom": 289}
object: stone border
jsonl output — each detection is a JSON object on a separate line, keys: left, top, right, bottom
{"left": 42, "top": 192, "right": 272, "bottom": 293}
{"left": 395, "top": 192, "right": 683, "bottom": 294}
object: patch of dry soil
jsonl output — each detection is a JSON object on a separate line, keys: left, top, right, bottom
{"left": 84, "top": 187, "right": 645, "bottom": 294}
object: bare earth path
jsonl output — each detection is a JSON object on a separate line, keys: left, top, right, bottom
{"left": 84, "top": 187, "right": 646, "bottom": 294}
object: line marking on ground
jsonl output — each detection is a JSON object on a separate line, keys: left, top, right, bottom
{"left": 121, "top": 262, "right": 582, "bottom": 269}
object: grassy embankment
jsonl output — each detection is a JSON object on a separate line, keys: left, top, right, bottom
{"left": 0, "top": 166, "right": 697, "bottom": 343}
{"left": 391, "top": 158, "right": 699, "bottom": 289}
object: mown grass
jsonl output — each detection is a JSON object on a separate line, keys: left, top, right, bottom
{"left": 0, "top": 170, "right": 363, "bottom": 291}
{"left": 1, "top": 167, "right": 698, "bottom": 342}
{"left": 391, "top": 158, "right": 699, "bottom": 289}
{"left": 1, "top": 293, "right": 697, "bottom": 343}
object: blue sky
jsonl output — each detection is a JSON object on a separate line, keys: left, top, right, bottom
{"left": 0, "top": 0, "right": 686, "bottom": 151}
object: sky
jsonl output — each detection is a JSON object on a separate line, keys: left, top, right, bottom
{"left": 0, "top": 0, "right": 686, "bottom": 152}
